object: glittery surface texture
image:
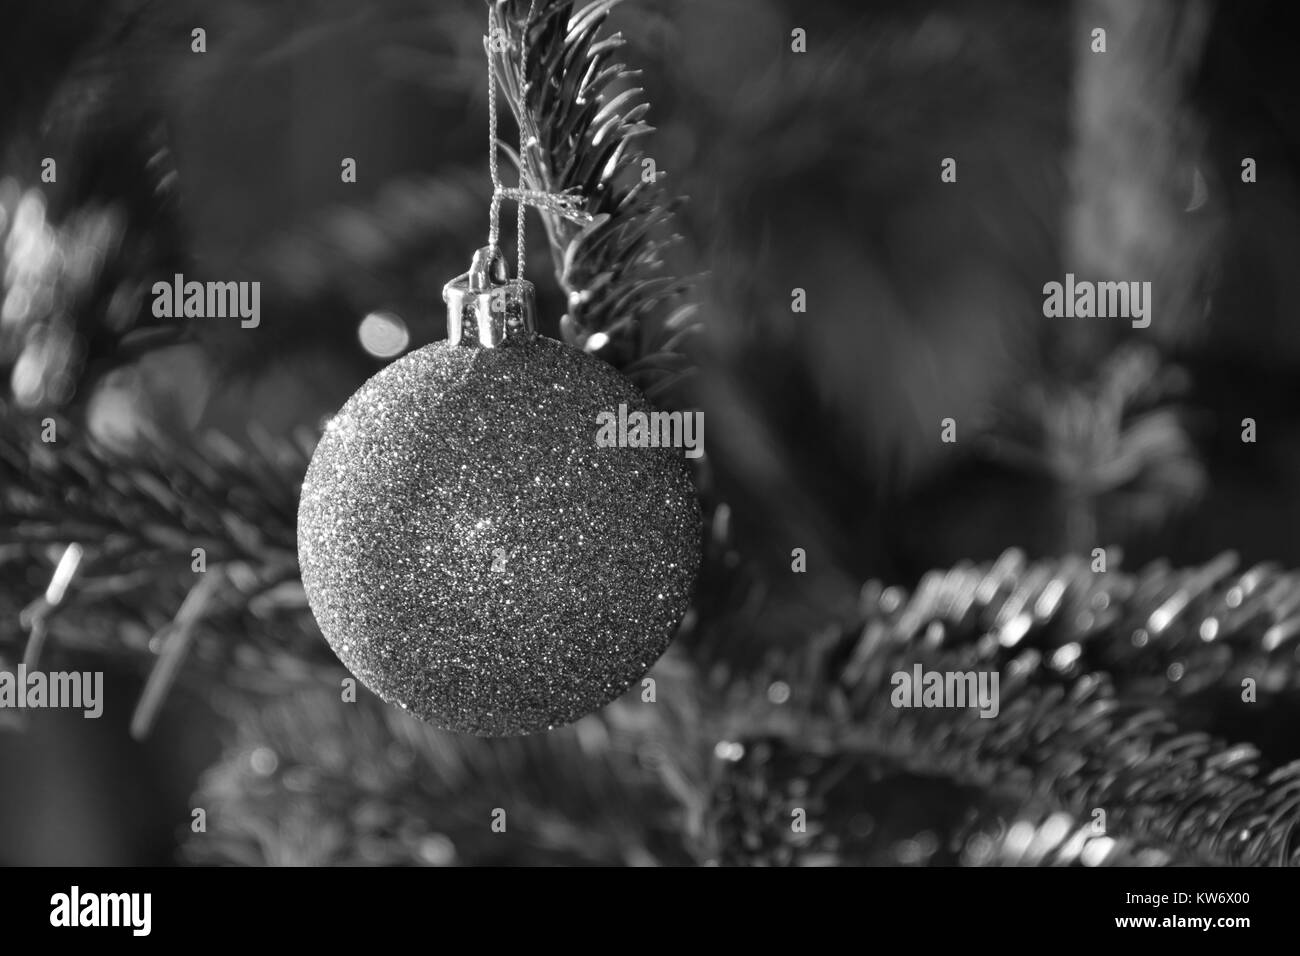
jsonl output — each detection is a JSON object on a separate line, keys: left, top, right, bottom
{"left": 297, "top": 335, "right": 701, "bottom": 736}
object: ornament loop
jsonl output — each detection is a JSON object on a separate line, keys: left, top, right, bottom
{"left": 443, "top": 245, "right": 537, "bottom": 349}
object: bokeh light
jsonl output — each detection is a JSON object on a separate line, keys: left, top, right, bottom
{"left": 357, "top": 311, "right": 409, "bottom": 358}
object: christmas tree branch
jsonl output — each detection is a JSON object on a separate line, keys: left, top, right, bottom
{"left": 488, "top": 0, "right": 696, "bottom": 374}
{"left": 755, "top": 554, "right": 1300, "bottom": 866}
{"left": 0, "top": 408, "right": 338, "bottom": 715}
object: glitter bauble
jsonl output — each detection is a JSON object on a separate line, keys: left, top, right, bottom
{"left": 297, "top": 332, "right": 701, "bottom": 736}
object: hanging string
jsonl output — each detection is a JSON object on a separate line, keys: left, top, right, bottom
{"left": 487, "top": 21, "right": 503, "bottom": 252}
{"left": 515, "top": 0, "right": 539, "bottom": 282}
{"left": 485, "top": 1, "right": 592, "bottom": 279}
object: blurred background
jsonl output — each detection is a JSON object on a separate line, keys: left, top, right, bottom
{"left": 2, "top": 0, "right": 1299, "bottom": 865}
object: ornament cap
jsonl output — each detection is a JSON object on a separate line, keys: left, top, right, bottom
{"left": 443, "top": 245, "right": 537, "bottom": 348}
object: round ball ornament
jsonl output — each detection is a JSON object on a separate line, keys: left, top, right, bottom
{"left": 297, "top": 247, "right": 701, "bottom": 736}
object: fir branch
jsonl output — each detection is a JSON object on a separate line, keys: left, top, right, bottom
{"left": 182, "top": 672, "right": 710, "bottom": 867}
{"left": 707, "top": 737, "right": 1204, "bottom": 866}
{"left": 488, "top": 0, "right": 696, "bottom": 373}
{"left": 0, "top": 405, "right": 338, "bottom": 695}
{"left": 965, "top": 809, "right": 1192, "bottom": 867}
{"left": 0, "top": 410, "right": 300, "bottom": 571}
{"left": 755, "top": 553, "right": 1300, "bottom": 867}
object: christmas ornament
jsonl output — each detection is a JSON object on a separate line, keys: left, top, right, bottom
{"left": 297, "top": 246, "right": 701, "bottom": 735}
{"left": 298, "top": 2, "right": 699, "bottom": 735}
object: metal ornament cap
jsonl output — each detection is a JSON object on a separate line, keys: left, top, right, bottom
{"left": 442, "top": 245, "right": 537, "bottom": 348}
